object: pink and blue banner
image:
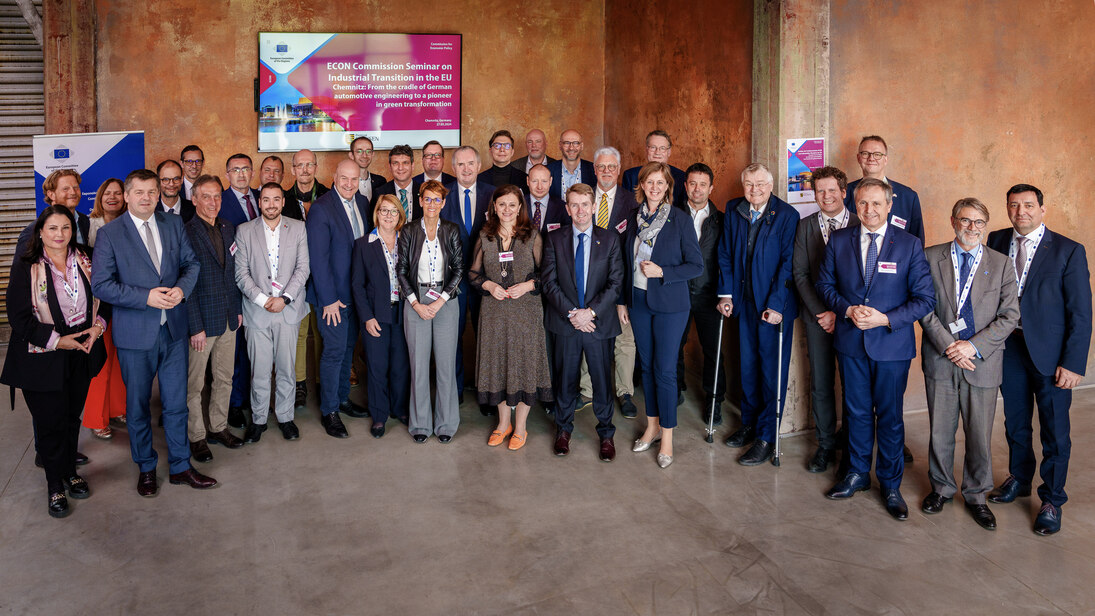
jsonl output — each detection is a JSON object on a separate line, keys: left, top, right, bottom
{"left": 32, "top": 131, "right": 144, "bottom": 215}
{"left": 787, "top": 138, "right": 825, "bottom": 217}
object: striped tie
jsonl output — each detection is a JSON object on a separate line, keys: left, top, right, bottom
{"left": 864, "top": 232, "right": 879, "bottom": 287}
{"left": 597, "top": 192, "right": 609, "bottom": 228}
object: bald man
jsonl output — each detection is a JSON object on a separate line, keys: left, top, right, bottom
{"left": 513, "top": 128, "right": 557, "bottom": 174}
{"left": 547, "top": 129, "right": 596, "bottom": 201}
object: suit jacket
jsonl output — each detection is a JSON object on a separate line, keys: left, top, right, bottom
{"left": 14, "top": 211, "right": 91, "bottom": 263}
{"left": 679, "top": 201, "right": 723, "bottom": 302}
{"left": 816, "top": 224, "right": 935, "bottom": 362}
{"left": 360, "top": 172, "right": 387, "bottom": 198}
{"left": 396, "top": 219, "right": 464, "bottom": 300}
{"left": 987, "top": 227, "right": 1092, "bottom": 376}
{"left": 220, "top": 187, "right": 262, "bottom": 228}
{"left": 524, "top": 193, "right": 571, "bottom": 233}
{"left": 352, "top": 230, "right": 402, "bottom": 325}
{"left": 440, "top": 181, "right": 494, "bottom": 274}
{"left": 622, "top": 164, "right": 688, "bottom": 207}
{"left": 284, "top": 181, "right": 329, "bottom": 221}
{"left": 413, "top": 171, "right": 456, "bottom": 187}
{"left": 478, "top": 165, "right": 527, "bottom": 190}
{"left": 619, "top": 205, "right": 704, "bottom": 313}
{"left": 235, "top": 216, "right": 311, "bottom": 328}
{"left": 90, "top": 212, "right": 200, "bottom": 350}
{"left": 547, "top": 159, "right": 596, "bottom": 201}
{"left": 845, "top": 178, "right": 924, "bottom": 244}
{"left": 601, "top": 187, "right": 641, "bottom": 234}
{"left": 512, "top": 155, "right": 557, "bottom": 174}
{"left": 376, "top": 179, "right": 422, "bottom": 222}
{"left": 158, "top": 197, "right": 195, "bottom": 223}
{"left": 717, "top": 195, "right": 799, "bottom": 319}
{"left": 793, "top": 210, "right": 860, "bottom": 317}
{"left": 305, "top": 189, "right": 372, "bottom": 308}
{"left": 542, "top": 224, "right": 623, "bottom": 340}
{"left": 919, "top": 242, "right": 1019, "bottom": 387}
{"left": 184, "top": 216, "right": 242, "bottom": 338}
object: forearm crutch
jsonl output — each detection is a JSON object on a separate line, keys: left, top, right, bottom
{"left": 704, "top": 315, "right": 725, "bottom": 443}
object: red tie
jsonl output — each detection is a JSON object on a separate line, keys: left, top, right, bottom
{"left": 243, "top": 193, "right": 257, "bottom": 220}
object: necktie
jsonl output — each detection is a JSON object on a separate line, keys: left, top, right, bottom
{"left": 750, "top": 209, "right": 761, "bottom": 224}
{"left": 143, "top": 221, "right": 160, "bottom": 274}
{"left": 597, "top": 193, "right": 609, "bottom": 228}
{"left": 533, "top": 201, "right": 542, "bottom": 230}
{"left": 957, "top": 252, "right": 975, "bottom": 339}
{"left": 828, "top": 217, "right": 837, "bottom": 235}
{"left": 345, "top": 199, "right": 362, "bottom": 239}
{"left": 243, "top": 193, "right": 257, "bottom": 220}
{"left": 1014, "top": 237, "right": 1028, "bottom": 287}
{"left": 399, "top": 188, "right": 409, "bottom": 217}
{"left": 575, "top": 233, "right": 586, "bottom": 309}
{"left": 864, "top": 232, "right": 879, "bottom": 287}
{"left": 464, "top": 189, "right": 472, "bottom": 234}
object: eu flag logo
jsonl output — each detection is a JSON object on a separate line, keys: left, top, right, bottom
{"left": 53, "top": 148, "right": 69, "bottom": 159}
{"left": 276, "top": 44, "right": 288, "bottom": 53}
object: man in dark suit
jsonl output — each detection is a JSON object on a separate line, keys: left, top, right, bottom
{"left": 621, "top": 130, "right": 687, "bottom": 207}
{"left": 183, "top": 175, "right": 244, "bottom": 463}
{"left": 15, "top": 169, "right": 90, "bottom": 260}
{"left": 542, "top": 183, "right": 624, "bottom": 461}
{"left": 844, "top": 135, "right": 924, "bottom": 244}
{"left": 547, "top": 129, "right": 595, "bottom": 201}
{"left": 413, "top": 140, "right": 455, "bottom": 186}
{"left": 376, "top": 144, "right": 421, "bottom": 223}
{"left": 478, "top": 130, "right": 527, "bottom": 188}
{"left": 792, "top": 166, "right": 858, "bottom": 473}
{"left": 156, "top": 160, "right": 195, "bottom": 222}
{"left": 91, "top": 168, "right": 215, "bottom": 495}
{"left": 307, "top": 159, "right": 373, "bottom": 438}
{"left": 350, "top": 136, "right": 386, "bottom": 203}
{"left": 525, "top": 163, "right": 569, "bottom": 233}
{"left": 440, "top": 146, "right": 494, "bottom": 406}
{"left": 180, "top": 145, "right": 204, "bottom": 200}
{"left": 284, "top": 149, "right": 328, "bottom": 221}
{"left": 986, "top": 183, "right": 1091, "bottom": 535}
{"left": 919, "top": 197, "right": 1019, "bottom": 531}
{"left": 717, "top": 163, "right": 798, "bottom": 467}
{"left": 512, "top": 128, "right": 556, "bottom": 174}
{"left": 816, "top": 177, "right": 935, "bottom": 520}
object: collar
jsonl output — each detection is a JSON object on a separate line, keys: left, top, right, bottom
{"left": 952, "top": 240, "right": 982, "bottom": 258}
{"left": 232, "top": 187, "right": 251, "bottom": 201}
{"left": 394, "top": 179, "right": 413, "bottom": 191}
{"left": 689, "top": 201, "right": 711, "bottom": 218}
{"left": 1014, "top": 223, "right": 1046, "bottom": 242}
{"left": 862, "top": 221, "right": 888, "bottom": 239}
{"left": 129, "top": 210, "right": 155, "bottom": 229}
{"left": 572, "top": 225, "right": 591, "bottom": 241}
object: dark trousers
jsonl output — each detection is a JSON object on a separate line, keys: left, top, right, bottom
{"left": 838, "top": 352, "right": 910, "bottom": 490}
{"left": 230, "top": 324, "right": 250, "bottom": 408}
{"left": 738, "top": 299, "right": 794, "bottom": 442}
{"left": 455, "top": 281, "right": 481, "bottom": 392}
{"left": 675, "top": 299, "right": 727, "bottom": 400}
{"left": 802, "top": 315, "right": 840, "bottom": 449}
{"left": 117, "top": 325, "right": 191, "bottom": 474}
{"left": 1000, "top": 331, "right": 1072, "bottom": 507}
{"left": 24, "top": 358, "right": 91, "bottom": 492}
{"left": 362, "top": 303, "right": 410, "bottom": 423}
{"left": 317, "top": 305, "right": 358, "bottom": 415}
{"left": 553, "top": 332, "right": 615, "bottom": 439}
{"left": 630, "top": 288, "right": 689, "bottom": 430}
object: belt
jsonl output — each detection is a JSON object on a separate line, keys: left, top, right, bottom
{"left": 418, "top": 282, "right": 444, "bottom": 288}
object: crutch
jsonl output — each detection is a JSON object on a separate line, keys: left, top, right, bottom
{"left": 704, "top": 315, "right": 726, "bottom": 443}
{"left": 772, "top": 321, "right": 785, "bottom": 467}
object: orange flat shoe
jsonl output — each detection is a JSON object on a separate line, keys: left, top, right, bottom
{"left": 488, "top": 425, "right": 513, "bottom": 447}
{"left": 508, "top": 432, "right": 527, "bottom": 451}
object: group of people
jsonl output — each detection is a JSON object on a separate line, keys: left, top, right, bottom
{"left": 3, "top": 130, "right": 1088, "bottom": 538}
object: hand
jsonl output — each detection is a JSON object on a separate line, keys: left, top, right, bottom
{"left": 238, "top": 315, "right": 243, "bottom": 327}
{"left": 79, "top": 324, "right": 103, "bottom": 353}
{"left": 953, "top": 356, "right": 977, "bottom": 371}
{"left": 762, "top": 309, "right": 783, "bottom": 325}
{"left": 617, "top": 304, "right": 629, "bottom": 325}
{"left": 816, "top": 311, "right": 836, "bottom": 333}
{"left": 429, "top": 297, "right": 447, "bottom": 317}
{"left": 190, "top": 331, "right": 207, "bottom": 352}
{"left": 849, "top": 305, "right": 889, "bottom": 330}
{"left": 412, "top": 301, "right": 434, "bottom": 321}
{"left": 365, "top": 318, "right": 382, "bottom": 337}
{"left": 489, "top": 282, "right": 510, "bottom": 301}
{"left": 1055, "top": 366, "right": 1082, "bottom": 389}
{"left": 717, "top": 298, "right": 733, "bottom": 317}
{"left": 944, "top": 340, "right": 977, "bottom": 364}
{"left": 639, "top": 260, "right": 663, "bottom": 279}
{"left": 568, "top": 307, "right": 594, "bottom": 330}
{"left": 264, "top": 297, "right": 287, "bottom": 313}
{"left": 165, "top": 287, "right": 185, "bottom": 306}
{"left": 146, "top": 287, "right": 173, "bottom": 309}
{"left": 576, "top": 320, "right": 597, "bottom": 333}
{"left": 506, "top": 281, "right": 531, "bottom": 300}
{"left": 322, "top": 300, "right": 345, "bottom": 326}
{"left": 55, "top": 332, "right": 85, "bottom": 351}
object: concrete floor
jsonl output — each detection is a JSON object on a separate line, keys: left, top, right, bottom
{"left": 1, "top": 353, "right": 1094, "bottom": 615}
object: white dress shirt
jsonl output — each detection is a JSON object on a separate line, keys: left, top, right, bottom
{"left": 688, "top": 202, "right": 711, "bottom": 241}
{"left": 593, "top": 185, "right": 617, "bottom": 229}
{"left": 130, "top": 211, "right": 166, "bottom": 324}
{"left": 458, "top": 184, "right": 477, "bottom": 228}
{"left": 253, "top": 219, "right": 283, "bottom": 307}
{"left": 358, "top": 172, "right": 373, "bottom": 201}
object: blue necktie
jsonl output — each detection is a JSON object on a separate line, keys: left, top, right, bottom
{"left": 399, "top": 188, "right": 409, "bottom": 217}
{"left": 957, "top": 252, "right": 976, "bottom": 340}
{"left": 750, "top": 209, "right": 761, "bottom": 224}
{"left": 864, "top": 232, "right": 879, "bottom": 287}
{"left": 463, "top": 189, "right": 472, "bottom": 234}
{"left": 575, "top": 233, "right": 586, "bottom": 309}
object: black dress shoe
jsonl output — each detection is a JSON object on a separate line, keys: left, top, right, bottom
{"left": 190, "top": 439, "right": 214, "bottom": 462}
{"left": 169, "top": 468, "right": 218, "bottom": 489}
{"left": 137, "top": 470, "right": 158, "bottom": 497}
{"left": 438, "top": 434, "right": 452, "bottom": 444}
{"left": 903, "top": 445, "right": 914, "bottom": 463}
{"left": 988, "top": 475, "right": 1032, "bottom": 504}
{"left": 724, "top": 425, "right": 755, "bottom": 448}
{"left": 806, "top": 447, "right": 834, "bottom": 473}
{"left": 599, "top": 438, "right": 616, "bottom": 462}
{"left": 63, "top": 475, "right": 90, "bottom": 499}
{"left": 75, "top": 451, "right": 89, "bottom": 466}
{"left": 278, "top": 421, "right": 300, "bottom": 441}
{"left": 243, "top": 422, "right": 267, "bottom": 444}
{"left": 370, "top": 422, "right": 386, "bottom": 439}
{"left": 702, "top": 400, "right": 723, "bottom": 427}
{"left": 207, "top": 429, "right": 244, "bottom": 449}
{"left": 738, "top": 439, "right": 774, "bottom": 466}
{"left": 321, "top": 412, "right": 349, "bottom": 438}
{"left": 553, "top": 431, "right": 571, "bottom": 456}
{"left": 413, "top": 434, "right": 428, "bottom": 444}
{"left": 1033, "top": 502, "right": 1062, "bottom": 535}
{"left": 883, "top": 488, "right": 909, "bottom": 521}
{"left": 295, "top": 381, "right": 307, "bottom": 410}
{"left": 48, "top": 491, "right": 70, "bottom": 518}
{"left": 339, "top": 400, "right": 370, "bottom": 418}
{"left": 395, "top": 413, "right": 409, "bottom": 426}
{"left": 966, "top": 503, "right": 997, "bottom": 530}
{"left": 227, "top": 406, "right": 248, "bottom": 429}
{"left": 619, "top": 394, "right": 638, "bottom": 419}
{"left": 825, "top": 472, "right": 871, "bottom": 499}
{"left": 921, "top": 491, "right": 951, "bottom": 514}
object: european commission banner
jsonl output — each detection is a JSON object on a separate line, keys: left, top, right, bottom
{"left": 32, "top": 131, "right": 145, "bottom": 215}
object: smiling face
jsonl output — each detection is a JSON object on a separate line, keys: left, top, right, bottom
{"left": 125, "top": 177, "right": 159, "bottom": 220}
{"left": 952, "top": 205, "right": 987, "bottom": 251}
{"left": 813, "top": 177, "right": 846, "bottom": 217}
{"left": 1006, "top": 190, "right": 1045, "bottom": 235}
{"left": 594, "top": 153, "right": 620, "bottom": 191}
{"left": 40, "top": 213, "right": 72, "bottom": 253}
{"left": 390, "top": 154, "right": 413, "bottom": 184}
{"left": 685, "top": 171, "right": 713, "bottom": 210}
{"left": 259, "top": 186, "right": 284, "bottom": 222}
{"left": 181, "top": 151, "right": 204, "bottom": 180}
{"left": 192, "top": 181, "right": 222, "bottom": 224}
{"left": 856, "top": 185, "right": 891, "bottom": 232}
{"left": 420, "top": 189, "right": 445, "bottom": 220}
{"left": 559, "top": 130, "right": 583, "bottom": 163}
{"left": 646, "top": 134, "right": 671, "bottom": 164}
{"left": 292, "top": 150, "right": 317, "bottom": 187}
{"left": 566, "top": 191, "right": 593, "bottom": 231}
{"left": 856, "top": 139, "right": 888, "bottom": 178}
{"left": 376, "top": 199, "right": 401, "bottom": 234}
{"left": 158, "top": 163, "right": 183, "bottom": 200}
{"left": 452, "top": 149, "right": 480, "bottom": 188}
{"left": 742, "top": 170, "right": 773, "bottom": 208}
{"left": 525, "top": 129, "right": 546, "bottom": 160}
{"left": 47, "top": 175, "right": 81, "bottom": 211}
{"left": 101, "top": 181, "right": 124, "bottom": 215}
{"left": 334, "top": 160, "right": 362, "bottom": 200}
{"left": 260, "top": 158, "right": 284, "bottom": 185}
{"left": 493, "top": 192, "right": 521, "bottom": 226}
{"left": 350, "top": 139, "right": 374, "bottom": 170}
{"left": 641, "top": 170, "right": 669, "bottom": 206}
{"left": 422, "top": 144, "right": 445, "bottom": 175}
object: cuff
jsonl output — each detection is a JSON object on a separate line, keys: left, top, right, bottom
{"left": 46, "top": 330, "right": 60, "bottom": 351}
{"left": 407, "top": 293, "right": 418, "bottom": 304}
{"left": 95, "top": 316, "right": 107, "bottom": 331}
{"left": 440, "top": 291, "right": 451, "bottom": 302}
{"left": 254, "top": 293, "right": 271, "bottom": 307}
{"left": 718, "top": 294, "right": 733, "bottom": 299}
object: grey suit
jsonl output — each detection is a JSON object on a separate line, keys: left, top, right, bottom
{"left": 919, "top": 242, "right": 1019, "bottom": 502}
{"left": 235, "top": 216, "right": 311, "bottom": 424}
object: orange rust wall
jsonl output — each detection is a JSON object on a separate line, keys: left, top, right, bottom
{"left": 832, "top": 0, "right": 1095, "bottom": 389}
{"left": 603, "top": 0, "right": 753, "bottom": 206}
{"left": 93, "top": 0, "right": 605, "bottom": 185}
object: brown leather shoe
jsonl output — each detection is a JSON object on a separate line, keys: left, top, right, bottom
{"left": 169, "top": 468, "right": 218, "bottom": 489}
{"left": 599, "top": 437, "right": 616, "bottom": 462}
{"left": 190, "top": 439, "right": 213, "bottom": 463}
{"left": 137, "top": 470, "right": 158, "bottom": 497}
{"left": 553, "top": 430, "right": 571, "bottom": 456}
{"left": 206, "top": 429, "right": 243, "bottom": 449}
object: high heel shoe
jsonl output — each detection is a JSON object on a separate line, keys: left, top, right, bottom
{"left": 657, "top": 453, "right": 673, "bottom": 468}
{"left": 488, "top": 425, "right": 513, "bottom": 447}
{"left": 632, "top": 432, "right": 662, "bottom": 452}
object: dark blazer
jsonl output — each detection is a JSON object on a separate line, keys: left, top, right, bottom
{"left": 547, "top": 159, "right": 596, "bottom": 201}
{"left": 396, "top": 219, "right": 464, "bottom": 300}
{"left": 376, "top": 179, "right": 421, "bottom": 222}
{"left": 601, "top": 187, "right": 641, "bottom": 234}
{"left": 793, "top": 210, "right": 860, "bottom": 317}
{"left": 987, "top": 227, "right": 1092, "bottom": 376}
{"left": 542, "top": 224, "right": 623, "bottom": 340}
{"left": 678, "top": 201, "right": 724, "bottom": 302}
{"left": 619, "top": 204, "right": 704, "bottom": 313}
{"left": 363, "top": 172, "right": 387, "bottom": 193}
{"left": 440, "top": 181, "right": 494, "bottom": 272}
{"left": 220, "top": 187, "right": 261, "bottom": 228}
{"left": 478, "top": 165, "right": 527, "bottom": 190}
{"left": 717, "top": 195, "right": 799, "bottom": 319}
{"left": 352, "top": 231, "right": 402, "bottom": 325}
{"left": 305, "top": 188, "right": 373, "bottom": 308}
{"left": 622, "top": 164, "right": 688, "bottom": 207}
{"left": 845, "top": 178, "right": 924, "bottom": 244}
{"left": 284, "top": 181, "right": 329, "bottom": 221}
{"left": 1, "top": 251, "right": 107, "bottom": 391}
{"left": 158, "top": 197, "right": 195, "bottom": 223}
{"left": 816, "top": 224, "right": 935, "bottom": 362}
{"left": 184, "top": 216, "right": 242, "bottom": 338}
{"left": 90, "top": 212, "right": 200, "bottom": 350}
{"left": 14, "top": 211, "right": 91, "bottom": 263}
{"left": 413, "top": 171, "right": 456, "bottom": 187}
{"left": 512, "top": 155, "right": 557, "bottom": 173}
{"left": 524, "top": 193, "right": 570, "bottom": 232}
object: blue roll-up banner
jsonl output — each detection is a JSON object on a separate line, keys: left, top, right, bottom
{"left": 32, "top": 131, "right": 145, "bottom": 215}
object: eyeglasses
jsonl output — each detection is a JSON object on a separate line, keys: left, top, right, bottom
{"left": 743, "top": 182, "right": 771, "bottom": 190}
{"left": 293, "top": 163, "right": 317, "bottom": 170}
{"left": 182, "top": 159, "right": 203, "bottom": 166}
{"left": 422, "top": 153, "right": 443, "bottom": 159}
{"left": 491, "top": 143, "right": 513, "bottom": 151}
{"left": 160, "top": 177, "right": 182, "bottom": 184}
{"left": 353, "top": 148, "right": 373, "bottom": 156}
{"left": 857, "top": 151, "right": 886, "bottom": 160}
{"left": 956, "top": 217, "right": 987, "bottom": 229}
{"left": 422, "top": 196, "right": 444, "bottom": 205}
{"left": 378, "top": 208, "right": 401, "bottom": 216}
{"left": 646, "top": 145, "right": 671, "bottom": 153}
{"left": 227, "top": 167, "right": 252, "bottom": 175}
{"left": 560, "top": 141, "right": 582, "bottom": 147}
{"left": 595, "top": 164, "right": 619, "bottom": 172}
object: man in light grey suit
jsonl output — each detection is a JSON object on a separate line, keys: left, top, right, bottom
{"left": 919, "top": 197, "right": 1019, "bottom": 530}
{"left": 235, "top": 183, "right": 312, "bottom": 443}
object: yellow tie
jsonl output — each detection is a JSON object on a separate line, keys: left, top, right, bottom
{"left": 597, "top": 192, "right": 610, "bottom": 228}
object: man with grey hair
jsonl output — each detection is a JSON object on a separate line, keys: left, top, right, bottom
{"left": 621, "top": 130, "right": 687, "bottom": 206}
{"left": 513, "top": 128, "right": 556, "bottom": 174}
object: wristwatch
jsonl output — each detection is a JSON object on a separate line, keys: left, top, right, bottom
{"left": 283, "top": 295, "right": 292, "bottom": 305}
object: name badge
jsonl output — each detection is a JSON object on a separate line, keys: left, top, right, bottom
{"left": 878, "top": 261, "right": 898, "bottom": 274}
{"left": 229, "top": 241, "right": 238, "bottom": 256}
{"left": 424, "top": 288, "right": 442, "bottom": 301}
{"left": 498, "top": 251, "right": 514, "bottom": 263}
{"left": 891, "top": 215, "right": 907, "bottom": 230}
{"left": 271, "top": 280, "right": 284, "bottom": 292}
{"left": 616, "top": 220, "right": 628, "bottom": 233}
{"left": 948, "top": 318, "right": 967, "bottom": 335}
{"left": 65, "top": 312, "right": 87, "bottom": 327}
{"left": 546, "top": 223, "right": 561, "bottom": 232}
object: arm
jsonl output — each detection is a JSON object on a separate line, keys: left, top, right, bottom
{"left": 174, "top": 227, "right": 200, "bottom": 298}
{"left": 233, "top": 231, "right": 266, "bottom": 305}
{"left": 658, "top": 215, "right": 704, "bottom": 283}
{"left": 396, "top": 228, "right": 416, "bottom": 304}
{"left": 816, "top": 239, "right": 852, "bottom": 318}
{"left": 351, "top": 238, "right": 375, "bottom": 324}
{"left": 761, "top": 212, "right": 798, "bottom": 315}
{"left": 284, "top": 224, "right": 310, "bottom": 301}
{"left": 715, "top": 209, "right": 735, "bottom": 297}
{"left": 467, "top": 235, "right": 491, "bottom": 296}
{"left": 918, "top": 272, "right": 958, "bottom": 357}
{"left": 1059, "top": 242, "right": 1093, "bottom": 375}
{"left": 966, "top": 259, "right": 1020, "bottom": 358}
{"left": 883, "top": 241, "right": 937, "bottom": 330}
{"left": 540, "top": 234, "right": 570, "bottom": 318}
{"left": 306, "top": 204, "right": 337, "bottom": 308}
{"left": 5, "top": 260, "right": 57, "bottom": 348}
{"left": 527, "top": 231, "right": 543, "bottom": 295}
{"left": 442, "top": 224, "right": 465, "bottom": 299}
{"left": 793, "top": 222, "right": 826, "bottom": 317}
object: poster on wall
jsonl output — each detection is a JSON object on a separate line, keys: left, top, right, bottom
{"left": 32, "top": 131, "right": 145, "bottom": 215}
{"left": 786, "top": 138, "right": 825, "bottom": 217}
{"left": 258, "top": 32, "right": 462, "bottom": 152}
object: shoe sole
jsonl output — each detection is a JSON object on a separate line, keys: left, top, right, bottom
{"left": 66, "top": 489, "right": 90, "bottom": 500}
{"left": 49, "top": 506, "right": 71, "bottom": 519}
{"left": 825, "top": 486, "right": 870, "bottom": 500}
{"left": 738, "top": 454, "right": 774, "bottom": 467}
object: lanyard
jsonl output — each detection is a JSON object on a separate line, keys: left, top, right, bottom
{"left": 53, "top": 255, "right": 80, "bottom": 304}
{"left": 422, "top": 218, "right": 442, "bottom": 283}
{"left": 1010, "top": 226, "right": 1042, "bottom": 296}
{"left": 950, "top": 243, "right": 983, "bottom": 314}
{"left": 375, "top": 229, "right": 400, "bottom": 301}
{"left": 818, "top": 209, "right": 849, "bottom": 244}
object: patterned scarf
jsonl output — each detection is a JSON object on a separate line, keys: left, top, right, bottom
{"left": 634, "top": 203, "right": 671, "bottom": 268}
{"left": 27, "top": 249, "right": 98, "bottom": 354}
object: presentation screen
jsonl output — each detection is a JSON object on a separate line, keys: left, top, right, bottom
{"left": 258, "top": 32, "right": 461, "bottom": 152}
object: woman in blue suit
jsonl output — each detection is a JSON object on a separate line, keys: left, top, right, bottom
{"left": 619, "top": 162, "right": 703, "bottom": 468}
{"left": 351, "top": 194, "right": 410, "bottom": 438}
